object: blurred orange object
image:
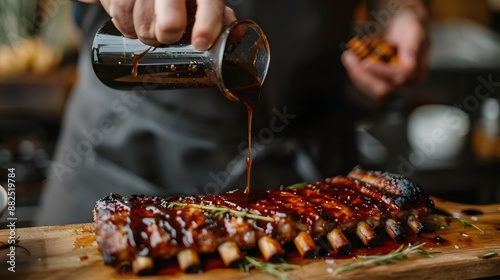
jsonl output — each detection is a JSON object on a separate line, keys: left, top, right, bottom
{"left": 0, "top": 36, "right": 63, "bottom": 78}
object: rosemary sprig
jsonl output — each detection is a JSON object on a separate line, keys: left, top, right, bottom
{"left": 333, "top": 242, "right": 432, "bottom": 274}
{"left": 242, "top": 256, "right": 299, "bottom": 280}
{"left": 0, "top": 236, "right": 31, "bottom": 255}
{"left": 164, "top": 201, "right": 274, "bottom": 222}
{"left": 454, "top": 218, "right": 484, "bottom": 234}
{"left": 478, "top": 252, "right": 499, "bottom": 259}
{"left": 428, "top": 214, "right": 484, "bottom": 234}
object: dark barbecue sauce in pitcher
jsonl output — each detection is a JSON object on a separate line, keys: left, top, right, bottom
{"left": 221, "top": 61, "right": 261, "bottom": 196}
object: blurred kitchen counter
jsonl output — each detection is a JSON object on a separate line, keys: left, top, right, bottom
{"left": 0, "top": 65, "right": 77, "bottom": 227}
{"left": 0, "top": 65, "right": 77, "bottom": 120}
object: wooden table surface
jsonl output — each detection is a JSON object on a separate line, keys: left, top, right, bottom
{"left": 1, "top": 197, "right": 499, "bottom": 280}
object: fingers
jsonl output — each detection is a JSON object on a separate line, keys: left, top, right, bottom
{"left": 101, "top": 0, "right": 137, "bottom": 38}
{"left": 101, "top": 0, "right": 187, "bottom": 46}
{"left": 365, "top": 58, "right": 410, "bottom": 87}
{"left": 133, "top": 0, "right": 156, "bottom": 45}
{"left": 100, "top": 0, "right": 234, "bottom": 49}
{"left": 342, "top": 50, "right": 399, "bottom": 99}
{"left": 223, "top": 6, "right": 237, "bottom": 25}
{"left": 154, "top": 0, "right": 187, "bottom": 44}
{"left": 191, "top": 0, "right": 227, "bottom": 50}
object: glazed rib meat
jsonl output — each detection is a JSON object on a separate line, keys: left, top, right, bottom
{"left": 93, "top": 166, "right": 434, "bottom": 274}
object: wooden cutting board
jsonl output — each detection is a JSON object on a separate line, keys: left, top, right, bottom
{"left": 0, "top": 197, "right": 499, "bottom": 280}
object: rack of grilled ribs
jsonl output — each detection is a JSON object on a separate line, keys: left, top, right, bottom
{"left": 93, "top": 166, "right": 434, "bottom": 274}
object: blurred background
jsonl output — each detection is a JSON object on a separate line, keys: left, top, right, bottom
{"left": 0, "top": 0, "right": 499, "bottom": 227}
{"left": 351, "top": 0, "right": 500, "bottom": 206}
{"left": 0, "top": 0, "right": 80, "bottom": 226}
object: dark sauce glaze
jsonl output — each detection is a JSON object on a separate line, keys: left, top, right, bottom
{"left": 165, "top": 181, "right": 386, "bottom": 236}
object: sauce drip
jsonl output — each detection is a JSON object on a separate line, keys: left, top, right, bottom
{"left": 221, "top": 61, "right": 261, "bottom": 196}
{"left": 245, "top": 102, "right": 254, "bottom": 195}
{"left": 131, "top": 47, "right": 152, "bottom": 78}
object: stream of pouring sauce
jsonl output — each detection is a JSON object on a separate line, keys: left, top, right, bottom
{"left": 245, "top": 103, "right": 254, "bottom": 195}
{"left": 130, "top": 44, "right": 262, "bottom": 197}
{"left": 221, "top": 61, "right": 261, "bottom": 196}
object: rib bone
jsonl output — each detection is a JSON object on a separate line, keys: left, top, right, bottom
{"left": 293, "top": 231, "right": 320, "bottom": 258}
{"left": 326, "top": 228, "right": 352, "bottom": 254}
{"left": 218, "top": 241, "right": 243, "bottom": 267}
{"left": 258, "top": 236, "right": 284, "bottom": 262}
{"left": 356, "top": 221, "right": 379, "bottom": 247}
{"left": 385, "top": 218, "right": 405, "bottom": 242}
{"left": 132, "top": 256, "right": 154, "bottom": 275}
{"left": 177, "top": 249, "right": 202, "bottom": 273}
{"left": 407, "top": 215, "right": 424, "bottom": 234}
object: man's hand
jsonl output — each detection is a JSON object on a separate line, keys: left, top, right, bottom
{"left": 342, "top": 7, "right": 429, "bottom": 100}
{"left": 81, "top": 0, "right": 236, "bottom": 50}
